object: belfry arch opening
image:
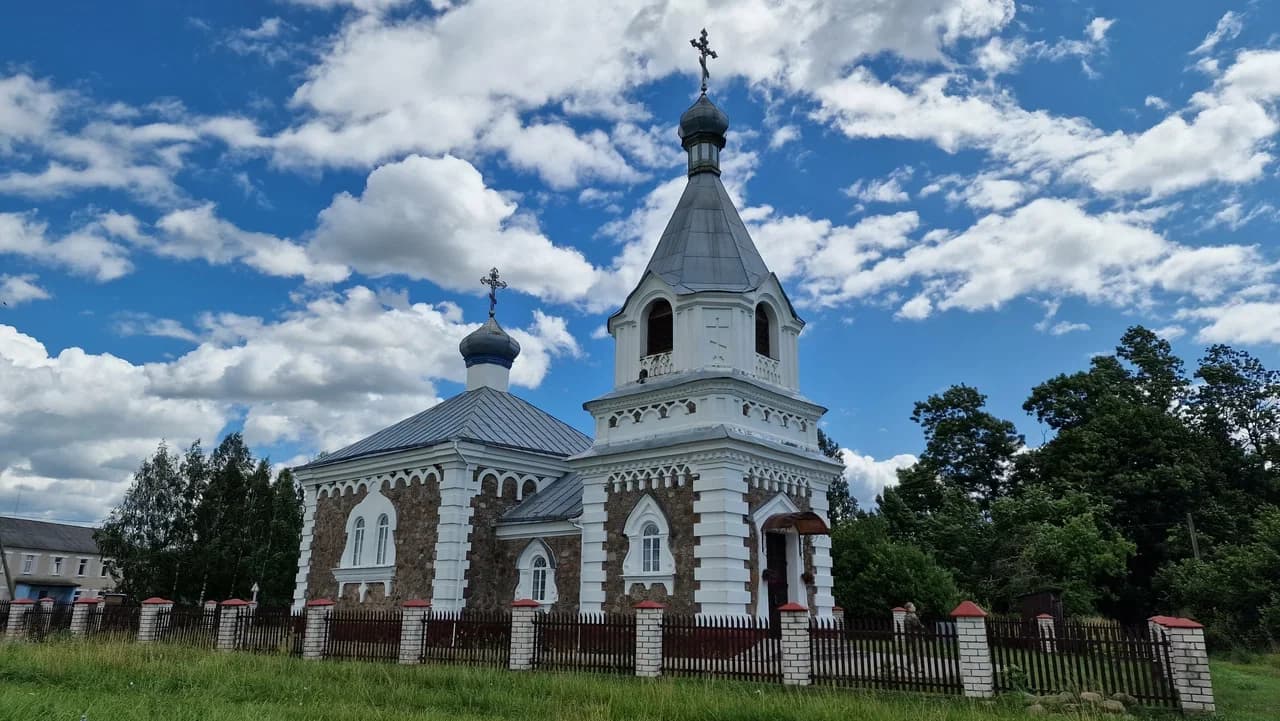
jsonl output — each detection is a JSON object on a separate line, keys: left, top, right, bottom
{"left": 646, "top": 299, "right": 674, "bottom": 356}
{"left": 755, "top": 302, "right": 775, "bottom": 359}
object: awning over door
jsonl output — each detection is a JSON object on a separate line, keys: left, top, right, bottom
{"left": 761, "top": 512, "right": 830, "bottom": 535}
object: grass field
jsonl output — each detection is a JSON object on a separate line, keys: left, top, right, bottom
{"left": 0, "top": 640, "right": 1276, "bottom": 720}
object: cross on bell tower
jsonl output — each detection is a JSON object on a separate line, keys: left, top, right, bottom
{"left": 690, "top": 28, "right": 718, "bottom": 94}
{"left": 480, "top": 267, "right": 507, "bottom": 318}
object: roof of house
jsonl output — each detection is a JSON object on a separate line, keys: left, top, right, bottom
{"left": 0, "top": 517, "right": 100, "bottom": 555}
{"left": 643, "top": 171, "right": 771, "bottom": 294}
{"left": 500, "top": 473, "right": 583, "bottom": 525}
{"left": 297, "top": 386, "right": 592, "bottom": 470}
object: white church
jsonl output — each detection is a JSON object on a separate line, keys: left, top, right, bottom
{"left": 291, "top": 44, "right": 845, "bottom": 619}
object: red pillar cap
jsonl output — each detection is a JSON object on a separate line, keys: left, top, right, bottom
{"left": 37, "top": 596, "right": 56, "bottom": 602}
{"left": 74, "top": 597, "right": 103, "bottom": 605}
{"left": 403, "top": 599, "right": 432, "bottom": 608}
{"left": 950, "top": 601, "right": 987, "bottom": 618}
{"left": 1149, "top": 615, "right": 1203, "bottom": 629}
{"left": 141, "top": 597, "right": 172, "bottom": 605}
{"left": 306, "top": 598, "right": 335, "bottom": 607}
{"left": 512, "top": 598, "right": 542, "bottom": 608}
{"left": 11, "top": 598, "right": 34, "bottom": 605}
{"left": 633, "top": 600, "right": 667, "bottom": 610}
{"left": 778, "top": 602, "right": 808, "bottom": 612}
{"left": 220, "top": 599, "right": 250, "bottom": 607}
{"left": 891, "top": 606, "right": 907, "bottom": 612}
{"left": 1036, "top": 613, "right": 1054, "bottom": 619}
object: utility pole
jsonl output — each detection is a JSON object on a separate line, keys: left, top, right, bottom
{"left": 1186, "top": 512, "right": 1202, "bottom": 561}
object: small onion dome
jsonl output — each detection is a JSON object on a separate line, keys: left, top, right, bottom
{"left": 678, "top": 93, "right": 729, "bottom": 149}
{"left": 459, "top": 316, "right": 521, "bottom": 368}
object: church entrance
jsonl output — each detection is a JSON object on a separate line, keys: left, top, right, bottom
{"left": 765, "top": 532, "right": 789, "bottom": 631}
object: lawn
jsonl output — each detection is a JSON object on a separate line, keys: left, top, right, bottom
{"left": 0, "top": 640, "right": 1274, "bottom": 721}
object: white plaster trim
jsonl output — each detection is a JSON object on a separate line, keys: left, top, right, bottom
{"left": 514, "top": 540, "right": 558, "bottom": 606}
{"left": 495, "top": 520, "right": 581, "bottom": 539}
{"left": 620, "top": 494, "right": 676, "bottom": 592}
{"left": 340, "top": 488, "right": 398, "bottom": 569}
{"left": 752, "top": 493, "right": 806, "bottom": 619}
{"left": 332, "top": 565, "right": 394, "bottom": 602}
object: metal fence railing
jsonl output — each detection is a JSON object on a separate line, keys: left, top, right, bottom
{"left": 662, "top": 614, "right": 780, "bottom": 682}
{"left": 157, "top": 606, "right": 220, "bottom": 648}
{"left": 0, "top": 600, "right": 9, "bottom": 629}
{"left": 810, "top": 615, "right": 964, "bottom": 694}
{"left": 25, "top": 604, "right": 74, "bottom": 641}
{"left": 235, "top": 607, "right": 305, "bottom": 656}
{"left": 534, "top": 612, "right": 635, "bottom": 674}
{"left": 986, "top": 618, "right": 1179, "bottom": 708}
{"left": 325, "top": 609, "right": 401, "bottom": 663}
{"left": 85, "top": 604, "right": 141, "bottom": 640}
{"left": 420, "top": 609, "right": 511, "bottom": 668}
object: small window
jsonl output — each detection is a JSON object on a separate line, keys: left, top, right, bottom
{"left": 352, "top": 517, "right": 366, "bottom": 566}
{"left": 641, "top": 522, "right": 661, "bottom": 573}
{"left": 77, "top": 558, "right": 89, "bottom": 577}
{"left": 52, "top": 557, "right": 64, "bottom": 576}
{"left": 71, "top": 588, "right": 82, "bottom": 603}
{"left": 22, "top": 554, "right": 34, "bottom": 575}
{"left": 755, "top": 303, "right": 772, "bottom": 358}
{"left": 100, "top": 560, "right": 110, "bottom": 578}
{"left": 375, "top": 514, "right": 390, "bottom": 566}
{"left": 645, "top": 299, "right": 673, "bottom": 356}
{"left": 531, "top": 556, "right": 548, "bottom": 602}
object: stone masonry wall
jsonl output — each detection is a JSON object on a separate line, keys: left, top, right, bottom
{"left": 462, "top": 473, "right": 522, "bottom": 609}
{"left": 473, "top": 535, "right": 581, "bottom": 613}
{"left": 745, "top": 487, "right": 817, "bottom": 611}
{"left": 602, "top": 484, "right": 697, "bottom": 614}
{"left": 306, "top": 486, "right": 367, "bottom": 602}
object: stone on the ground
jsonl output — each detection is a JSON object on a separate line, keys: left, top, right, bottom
{"left": 1027, "top": 703, "right": 1046, "bottom": 715}
{"left": 1079, "top": 691, "right": 1104, "bottom": 704}
{"left": 1110, "top": 692, "right": 1138, "bottom": 706}
{"left": 1099, "top": 699, "right": 1126, "bottom": 714}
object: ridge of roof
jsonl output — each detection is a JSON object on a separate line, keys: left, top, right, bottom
{"left": 0, "top": 516, "right": 100, "bottom": 554}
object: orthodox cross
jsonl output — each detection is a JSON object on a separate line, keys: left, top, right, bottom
{"left": 690, "top": 28, "right": 718, "bottom": 94}
{"left": 480, "top": 267, "right": 507, "bottom": 318}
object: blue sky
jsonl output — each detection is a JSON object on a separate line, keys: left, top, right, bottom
{"left": 2, "top": 1, "right": 1279, "bottom": 522}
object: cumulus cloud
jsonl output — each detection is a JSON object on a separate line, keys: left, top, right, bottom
{"left": 1179, "top": 302, "right": 1280, "bottom": 345}
{"left": 845, "top": 166, "right": 913, "bottom": 205}
{"left": 1191, "top": 11, "right": 1244, "bottom": 56}
{"left": 0, "top": 212, "right": 133, "bottom": 282}
{"left": 0, "top": 275, "right": 50, "bottom": 306}
{"left": 840, "top": 449, "right": 918, "bottom": 506}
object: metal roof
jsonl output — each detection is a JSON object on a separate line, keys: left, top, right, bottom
{"left": 0, "top": 517, "right": 100, "bottom": 555}
{"left": 298, "top": 386, "right": 592, "bottom": 470}
{"left": 644, "top": 172, "right": 771, "bottom": 294}
{"left": 500, "top": 473, "right": 583, "bottom": 524}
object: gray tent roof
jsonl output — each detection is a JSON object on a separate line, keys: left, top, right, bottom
{"left": 500, "top": 473, "right": 583, "bottom": 524}
{"left": 644, "top": 172, "right": 770, "bottom": 294}
{"left": 0, "top": 517, "right": 100, "bottom": 554}
{"left": 298, "top": 386, "right": 591, "bottom": 469}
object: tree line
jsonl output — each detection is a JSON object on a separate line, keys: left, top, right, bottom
{"left": 825, "top": 326, "right": 1280, "bottom": 649}
{"left": 95, "top": 433, "right": 303, "bottom": 607}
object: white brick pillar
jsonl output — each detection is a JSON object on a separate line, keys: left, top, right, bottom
{"left": 399, "top": 600, "right": 430, "bottom": 665}
{"left": 633, "top": 601, "right": 665, "bottom": 678}
{"left": 892, "top": 606, "right": 906, "bottom": 633}
{"left": 951, "top": 602, "right": 994, "bottom": 698}
{"left": 1036, "top": 613, "right": 1057, "bottom": 653}
{"left": 1151, "top": 616, "right": 1215, "bottom": 714}
{"left": 70, "top": 597, "right": 98, "bottom": 636}
{"left": 509, "top": 599, "right": 539, "bottom": 671}
{"left": 137, "top": 597, "right": 172, "bottom": 643}
{"left": 431, "top": 460, "right": 476, "bottom": 613}
{"left": 692, "top": 459, "right": 751, "bottom": 616}
{"left": 779, "top": 603, "right": 812, "bottom": 686}
{"left": 302, "top": 599, "right": 334, "bottom": 660}
{"left": 292, "top": 484, "right": 319, "bottom": 610}
{"left": 4, "top": 599, "right": 33, "bottom": 640}
{"left": 577, "top": 477, "right": 608, "bottom": 614}
{"left": 218, "top": 599, "right": 250, "bottom": 652}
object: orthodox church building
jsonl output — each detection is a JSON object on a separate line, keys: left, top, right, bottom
{"left": 291, "top": 64, "right": 844, "bottom": 619}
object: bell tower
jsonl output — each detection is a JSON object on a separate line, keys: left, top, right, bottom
{"left": 572, "top": 31, "right": 844, "bottom": 618}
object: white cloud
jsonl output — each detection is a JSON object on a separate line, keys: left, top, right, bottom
{"left": 0, "top": 212, "right": 133, "bottom": 282}
{"left": 840, "top": 448, "right": 918, "bottom": 506}
{"left": 769, "top": 125, "right": 801, "bottom": 148}
{"left": 1191, "top": 11, "right": 1244, "bottom": 55}
{"left": 1048, "top": 321, "right": 1089, "bottom": 335}
{"left": 845, "top": 167, "right": 913, "bottom": 204}
{"left": 1179, "top": 302, "right": 1280, "bottom": 345}
{"left": 1144, "top": 95, "right": 1168, "bottom": 110}
{"left": 1153, "top": 324, "right": 1187, "bottom": 341}
{"left": 0, "top": 275, "right": 50, "bottom": 306}
{"left": 897, "top": 294, "right": 933, "bottom": 320}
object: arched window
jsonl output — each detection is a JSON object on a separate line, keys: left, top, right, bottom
{"left": 531, "top": 556, "right": 548, "bottom": 602}
{"left": 351, "top": 517, "right": 365, "bottom": 566}
{"left": 374, "top": 514, "right": 390, "bottom": 566}
{"left": 641, "top": 522, "right": 661, "bottom": 573}
{"left": 755, "top": 303, "right": 772, "bottom": 358}
{"left": 646, "top": 299, "right": 673, "bottom": 355}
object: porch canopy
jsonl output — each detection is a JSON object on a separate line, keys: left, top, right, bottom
{"left": 761, "top": 511, "right": 830, "bottom": 535}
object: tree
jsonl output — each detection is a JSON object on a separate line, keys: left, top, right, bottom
{"left": 907, "top": 385, "right": 1024, "bottom": 510}
{"left": 95, "top": 443, "right": 190, "bottom": 600}
{"left": 1193, "top": 344, "right": 1280, "bottom": 461}
{"left": 819, "top": 429, "right": 859, "bottom": 527}
{"left": 831, "top": 515, "right": 959, "bottom": 618}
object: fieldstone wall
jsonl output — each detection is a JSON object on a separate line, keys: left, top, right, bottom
{"left": 462, "top": 474, "right": 522, "bottom": 608}
{"left": 306, "top": 486, "right": 367, "bottom": 602}
{"left": 603, "top": 484, "right": 697, "bottom": 614}
{"left": 472, "top": 535, "right": 581, "bottom": 612}
{"left": 745, "top": 487, "right": 818, "bottom": 611}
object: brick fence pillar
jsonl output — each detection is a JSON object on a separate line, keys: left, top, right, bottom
{"left": 633, "top": 601, "right": 665, "bottom": 678}
{"left": 1151, "top": 616, "right": 1215, "bottom": 714}
{"left": 302, "top": 599, "right": 333, "bottom": 660}
{"left": 779, "top": 603, "right": 812, "bottom": 686}
{"left": 892, "top": 606, "right": 906, "bottom": 633}
{"left": 1036, "top": 613, "right": 1056, "bottom": 653}
{"left": 4, "top": 598, "right": 34, "bottom": 640}
{"left": 70, "top": 597, "right": 99, "bottom": 636}
{"left": 218, "top": 599, "right": 250, "bottom": 652}
{"left": 951, "top": 601, "right": 994, "bottom": 698}
{"left": 138, "top": 597, "right": 172, "bottom": 644}
{"left": 509, "top": 599, "right": 540, "bottom": 671}
{"left": 36, "top": 597, "right": 54, "bottom": 636}
{"left": 399, "top": 600, "right": 430, "bottom": 665}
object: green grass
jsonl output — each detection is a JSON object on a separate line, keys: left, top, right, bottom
{"left": 1209, "top": 653, "right": 1280, "bottom": 721}
{"left": 0, "top": 640, "right": 1274, "bottom": 721}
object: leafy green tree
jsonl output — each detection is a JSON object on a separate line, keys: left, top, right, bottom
{"left": 831, "top": 514, "right": 959, "bottom": 618}
{"left": 906, "top": 385, "right": 1024, "bottom": 510}
{"left": 95, "top": 443, "right": 189, "bottom": 600}
{"left": 819, "top": 429, "right": 858, "bottom": 527}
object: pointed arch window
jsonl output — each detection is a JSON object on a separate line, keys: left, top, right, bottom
{"left": 646, "top": 299, "right": 673, "bottom": 356}
{"left": 351, "top": 517, "right": 365, "bottom": 566}
{"left": 516, "top": 541, "right": 558, "bottom": 606}
{"left": 375, "top": 514, "right": 390, "bottom": 565}
{"left": 641, "top": 522, "right": 661, "bottom": 573}
{"left": 622, "top": 495, "right": 675, "bottom": 591}
{"left": 531, "top": 556, "right": 549, "bottom": 602}
{"left": 755, "top": 302, "right": 773, "bottom": 358}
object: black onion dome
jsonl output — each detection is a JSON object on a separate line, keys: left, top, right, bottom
{"left": 459, "top": 317, "right": 521, "bottom": 368}
{"left": 678, "top": 93, "right": 729, "bottom": 149}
